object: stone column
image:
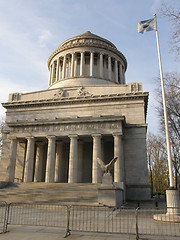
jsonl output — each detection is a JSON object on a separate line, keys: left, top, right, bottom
{"left": 122, "top": 66, "right": 125, "bottom": 84}
{"left": 62, "top": 55, "right": 66, "bottom": 79}
{"left": 56, "top": 58, "right": 60, "bottom": 81}
{"left": 34, "top": 142, "right": 44, "bottom": 182}
{"left": 115, "top": 60, "right": 118, "bottom": 83}
{"left": 78, "top": 140, "right": 83, "bottom": 183}
{"left": 108, "top": 56, "right": 112, "bottom": 80}
{"left": 90, "top": 52, "right": 94, "bottom": 77}
{"left": 74, "top": 54, "right": 77, "bottom": 77}
{"left": 71, "top": 53, "right": 75, "bottom": 78}
{"left": 8, "top": 138, "right": 17, "bottom": 182}
{"left": 54, "top": 141, "right": 63, "bottom": 182}
{"left": 119, "top": 63, "right": 123, "bottom": 84}
{"left": 80, "top": 52, "right": 85, "bottom": 76}
{"left": 45, "top": 136, "right": 56, "bottom": 183}
{"left": 48, "top": 65, "right": 52, "bottom": 87}
{"left": 113, "top": 133, "right": 124, "bottom": 183}
{"left": 51, "top": 62, "right": 55, "bottom": 84}
{"left": 24, "top": 137, "right": 35, "bottom": 182}
{"left": 100, "top": 53, "right": 103, "bottom": 78}
{"left": 68, "top": 135, "right": 78, "bottom": 183}
{"left": 92, "top": 134, "right": 102, "bottom": 183}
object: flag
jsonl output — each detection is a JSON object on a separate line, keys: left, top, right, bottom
{"left": 138, "top": 18, "right": 156, "bottom": 33}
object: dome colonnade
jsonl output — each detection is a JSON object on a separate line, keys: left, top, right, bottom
{"left": 48, "top": 31, "right": 127, "bottom": 88}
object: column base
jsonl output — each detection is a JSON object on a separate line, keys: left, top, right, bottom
{"left": 98, "top": 185, "right": 124, "bottom": 207}
{"left": 153, "top": 189, "right": 180, "bottom": 222}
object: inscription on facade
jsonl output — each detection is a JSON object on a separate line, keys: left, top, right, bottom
{"left": 12, "top": 121, "right": 121, "bottom": 134}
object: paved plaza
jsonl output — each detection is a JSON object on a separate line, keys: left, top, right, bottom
{"left": 0, "top": 225, "right": 179, "bottom": 240}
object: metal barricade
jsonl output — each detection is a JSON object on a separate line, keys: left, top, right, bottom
{"left": 2, "top": 202, "right": 180, "bottom": 238}
{"left": 136, "top": 208, "right": 180, "bottom": 238}
{"left": 7, "top": 202, "right": 67, "bottom": 229}
{"left": 69, "top": 205, "right": 136, "bottom": 235}
{"left": 0, "top": 201, "right": 8, "bottom": 233}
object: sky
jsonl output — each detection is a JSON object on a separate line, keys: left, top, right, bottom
{"left": 0, "top": 0, "right": 179, "bottom": 134}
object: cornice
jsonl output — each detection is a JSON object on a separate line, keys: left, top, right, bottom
{"left": 7, "top": 115, "right": 125, "bottom": 127}
{"left": 2, "top": 92, "right": 149, "bottom": 109}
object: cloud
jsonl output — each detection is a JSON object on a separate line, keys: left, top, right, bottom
{"left": 38, "top": 30, "right": 53, "bottom": 48}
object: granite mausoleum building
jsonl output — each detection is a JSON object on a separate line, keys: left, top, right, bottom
{"left": 1, "top": 31, "right": 150, "bottom": 200}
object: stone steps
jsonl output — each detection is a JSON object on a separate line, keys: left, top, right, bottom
{"left": 0, "top": 182, "right": 98, "bottom": 204}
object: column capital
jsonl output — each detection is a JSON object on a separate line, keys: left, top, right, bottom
{"left": 92, "top": 133, "right": 102, "bottom": 138}
{"left": 47, "top": 135, "right": 56, "bottom": 140}
{"left": 113, "top": 132, "right": 123, "bottom": 137}
{"left": 26, "top": 136, "right": 35, "bottom": 140}
{"left": 69, "top": 134, "right": 78, "bottom": 139}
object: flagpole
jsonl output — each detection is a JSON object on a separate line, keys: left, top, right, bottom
{"left": 153, "top": 13, "right": 174, "bottom": 188}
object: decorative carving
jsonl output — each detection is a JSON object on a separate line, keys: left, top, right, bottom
{"left": 97, "top": 157, "right": 118, "bottom": 174}
{"left": 12, "top": 120, "right": 121, "bottom": 134}
{"left": 130, "top": 83, "right": 142, "bottom": 93}
{"left": 53, "top": 88, "right": 65, "bottom": 98}
{"left": 77, "top": 87, "right": 93, "bottom": 97}
{"left": 97, "top": 157, "right": 118, "bottom": 185}
{"left": 12, "top": 93, "right": 20, "bottom": 102}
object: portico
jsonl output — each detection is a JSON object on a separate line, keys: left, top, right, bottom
{"left": 7, "top": 118, "right": 125, "bottom": 185}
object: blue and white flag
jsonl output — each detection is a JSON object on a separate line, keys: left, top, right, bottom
{"left": 138, "top": 18, "right": 156, "bottom": 33}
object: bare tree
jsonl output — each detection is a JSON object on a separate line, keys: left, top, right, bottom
{"left": 159, "top": 4, "right": 180, "bottom": 59}
{"left": 147, "top": 134, "right": 169, "bottom": 195}
{"left": 156, "top": 72, "right": 180, "bottom": 188}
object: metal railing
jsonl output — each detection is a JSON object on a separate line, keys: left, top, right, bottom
{"left": 136, "top": 208, "right": 180, "bottom": 237}
{"left": 0, "top": 201, "right": 8, "bottom": 233}
{"left": 7, "top": 202, "right": 67, "bottom": 229}
{"left": 0, "top": 202, "right": 180, "bottom": 238}
{"left": 69, "top": 205, "right": 136, "bottom": 234}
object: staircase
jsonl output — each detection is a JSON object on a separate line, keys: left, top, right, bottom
{"left": 0, "top": 182, "right": 98, "bottom": 204}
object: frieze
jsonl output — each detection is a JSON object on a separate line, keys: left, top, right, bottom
{"left": 77, "top": 87, "right": 93, "bottom": 97}
{"left": 12, "top": 121, "right": 122, "bottom": 134}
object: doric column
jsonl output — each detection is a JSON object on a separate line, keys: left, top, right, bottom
{"left": 92, "top": 134, "right": 102, "bottom": 183}
{"left": 45, "top": 136, "right": 56, "bottom": 183}
{"left": 77, "top": 140, "right": 83, "bottom": 183}
{"left": 62, "top": 55, "right": 66, "bottom": 79}
{"left": 74, "top": 54, "right": 77, "bottom": 77}
{"left": 56, "top": 58, "right": 60, "bottom": 81}
{"left": 34, "top": 142, "right": 44, "bottom": 182}
{"left": 68, "top": 135, "right": 78, "bottom": 183}
{"left": 90, "top": 52, "right": 94, "bottom": 77}
{"left": 55, "top": 141, "right": 63, "bottom": 182}
{"left": 119, "top": 63, "right": 123, "bottom": 84}
{"left": 113, "top": 133, "right": 124, "bottom": 183}
{"left": 122, "top": 66, "right": 125, "bottom": 84}
{"left": 24, "top": 137, "right": 35, "bottom": 182}
{"left": 8, "top": 138, "right": 17, "bottom": 182}
{"left": 108, "top": 56, "right": 112, "bottom": 80}
{"left": 100, "top": 53, "right": 103, "bottom": 78}
{"left": 115, "top": 60, "right": 118, "bottom": 83}
{"left": 48, "top": 65, "right": 52, "bottom": 87}
{"left": 80, "top": 52, "right": 85, "bottom": 76}
{"left": 51, "top": 62, "right": 55, "bottom": 84}
{"left": 71, "top": 53, "right": 75, "bottom": 78}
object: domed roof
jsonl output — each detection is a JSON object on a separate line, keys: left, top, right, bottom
{"left": 48, "top": 31, "right": 127, "bottom": 70}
